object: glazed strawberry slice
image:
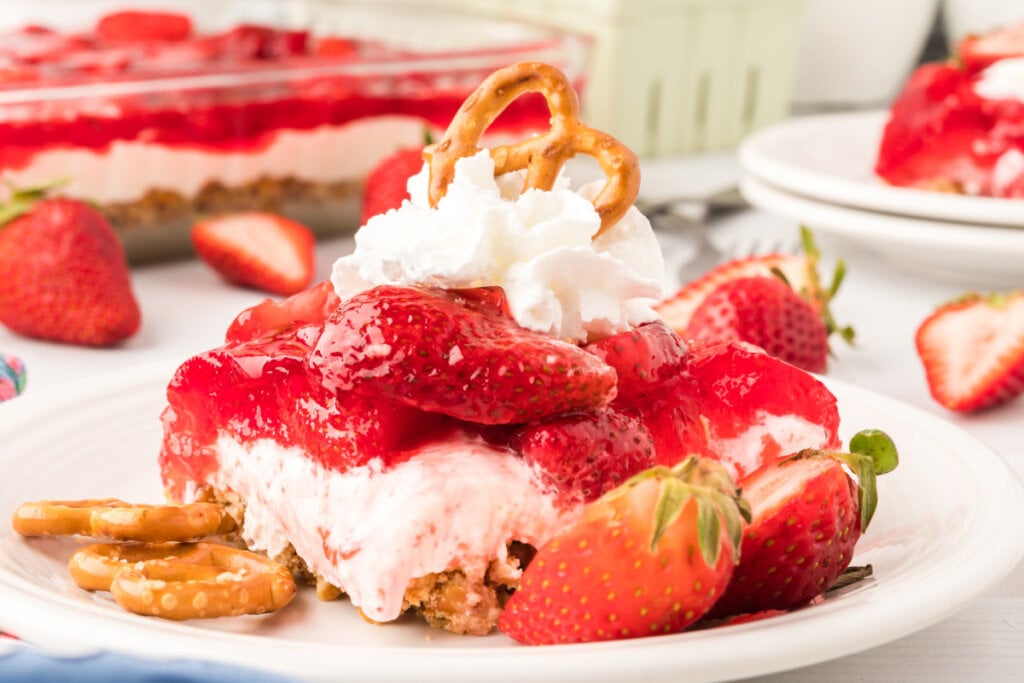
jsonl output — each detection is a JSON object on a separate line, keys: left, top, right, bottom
{"left": 192, "top": 212, "right": 316, "bottom": 296}
{"left": 685, "top": 340, "right": 841, "bottom": 480}
{"left": 514, "top": 408, "right": 656, "bottom": 503}
{"left": 96, "top": 11, "right": 193, "bottom": 43}
{"left": 226, "top": 280, "right": 340, "bottom": 344}
{"left": 915, "top": 291, "right": 1024, "bottom": 412}
{"left": 499, "top": 457, "right": 747, "bottom": 644}
{"left": 312, "top": 285, "right": 618, "bottom": 425}
{"left": 585, "top": 321, "right": 707, "bottom": 465}
{"left": 708, "top": 432, "right": 898, "bottom": 618}
{"left": 584, "top": 320, "right": 689, "bottom": 403}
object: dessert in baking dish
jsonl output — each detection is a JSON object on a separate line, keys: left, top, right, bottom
{"left": 0, "top": 8, "right": 566, "bottom": 261}
{"left": 156, "top": 61, "right": 842, "bottom": 634}
{"left": 876, "top": 21, "right": 1024, "bottom": 197}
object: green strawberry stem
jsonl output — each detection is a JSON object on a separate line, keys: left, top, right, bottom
{"left": 849, "top": 429, "right": 899, "bottom": 475}
{"left": 614, "top": 458, "right": 749, "bottom": 569}
{"left": 837, "top": 428, "right": 899, "bottom": 531}
{"left": 826, "top": 564, "right": 874, "bottom": 593}
{"left": 0, "top": 178, "right": 72, "bottom": 229}
{"left": 777, "top": 226, "right": 856, "bottom": 350}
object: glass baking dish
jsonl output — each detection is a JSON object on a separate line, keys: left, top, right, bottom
{"left": 0, "top": 0, "right": 588, "bottom": 262}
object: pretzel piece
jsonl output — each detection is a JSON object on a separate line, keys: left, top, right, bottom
{"left": 12, "top": 499, "right": 235, "bottom": 542}
{"left": 71, "top": 542, "right": 297, "bottom": 620}
{"left": 68, "top": 542, "right": 207, "bottom": 591}
{"left": 425, "top": 61, "right": 640, "bottom": 239}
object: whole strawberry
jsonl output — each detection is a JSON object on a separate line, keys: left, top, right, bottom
{"left": 499, "top": 456, "right": 748, "bottom": 644}
{"left": 707, "top": 430, "right": 898, "bottom": 618}
{"left": 686, "top": 275, "right": 829, "bottom": 373}
{"left": 0, "top": 196, "right": 141, "bottom": 346}
{"left": 916, "top": 291, "right": 1024, "bottom": 412}
{"left": 312, "top": 285, "right": 617, "bottom": 424}
{"left": 360, "top": 145, "right": 428, "bottom": 226}
{"left": 658, "top": 227, "right": 853, "bottom": 374}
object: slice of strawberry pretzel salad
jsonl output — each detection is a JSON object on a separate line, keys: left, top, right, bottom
{"left": 10, "top": 61, "right": 898, "bottom": 643}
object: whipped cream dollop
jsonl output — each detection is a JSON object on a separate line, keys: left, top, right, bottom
{"left": 332, "top": 150, "right": 666, "bottom": 342}
{"left": 974, "top": 56, "right": 1024, "bottom": 101}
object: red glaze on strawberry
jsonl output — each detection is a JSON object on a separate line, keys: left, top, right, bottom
{"left": 915, "top": 291, "right": 1024, "bottom": 412}
{"left": 876, "top": 55, "right": 1024, "bottom": 197}
{"left": 514, "top": 409, "right": 656, "bottom": 503}
{"left": 499, "top": 457, "right": 747, "bottom": 644}
{"left": 584, "top": 320, "right": 689, "bottom": 403}
{"left": 685, "top": 340, "right": 841, "bottom": 480}
{"left": 707, "top": 450, "right": 872, "bottom": 618}
{"left": 226, "top": 280, "right": 340, "bottom": 344}
{"left": 95, "top": 11, "right": 193, "bottom": 44}
{"left": 311, "top": 285, "right": 618, "bottom": 425}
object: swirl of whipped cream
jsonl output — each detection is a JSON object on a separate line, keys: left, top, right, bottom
{"left": 331, "top": 150, "right": 666, "bottom": 342}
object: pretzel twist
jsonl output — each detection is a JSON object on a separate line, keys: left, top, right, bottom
{"left": 11, "top": 499, "right": 235, "bottom": 542}
{"left": 71, "top": 542, "right": 297, "bottom": 620}
{"left": 425, "top": 61, "right": 640, "bottom": 239}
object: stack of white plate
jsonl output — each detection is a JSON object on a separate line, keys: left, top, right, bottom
{"left": 738, "top": 111, "right": 1024, "bottom": 286}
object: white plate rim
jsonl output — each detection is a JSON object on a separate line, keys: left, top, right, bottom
{"left": 0, "top": 361, "right": 1022, "bottom": 683}
{"left": 739, "top": 110, "right": 1024, "bottom": 227}
{"left": 739, "top": 174, "right": 1024, "bottom": 284}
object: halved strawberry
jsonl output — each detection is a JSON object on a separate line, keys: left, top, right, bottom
{"left": 657, "top": 228, "right": 853, "bottom": 373}
{"left": 192, "top": 212, "right": 315, "bottom": 296}
{"left": 311, "top": 285, "right": 618, "bottom": 425}
{"left": 707, "top": 431, "right": 898, "bottom": 618}
{"left": 915, "top": 291, "right": 1024, "bottom": 412}
{"left": 498, "top": 457, "right": 748, "bottom": 644}
{"left": 959, "top": 21, "right": 1024, "bottom": 73}
{"left": 514, "top": 408, "right": 656, "bottom": 503}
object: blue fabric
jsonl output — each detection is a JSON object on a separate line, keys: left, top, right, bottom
{"left": 0, "top": 648, "right": 299, "bottom": 682}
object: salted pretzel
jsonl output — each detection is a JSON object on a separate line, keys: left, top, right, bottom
{"left": 425, "top": 61, "right": 640, "bottom": 239}
{"left": 11, "top": 499, "right": 235, "bottom": 542}
{"left": 71, "top": 542, "right": 297, "bottom": 620}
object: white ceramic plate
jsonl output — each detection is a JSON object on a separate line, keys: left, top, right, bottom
{"left": 739, "top": 110, "right": 1024, "bottom": 227}
{"left": 740, "top": 174, "right": 1024, "bottom": 286}
{"left": 0, "top": 362, "right": 1022, "bottom": 683}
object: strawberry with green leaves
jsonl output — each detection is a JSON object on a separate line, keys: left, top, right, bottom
{"left": 499, "top": 456, "right": 749, "bottom": 644}
{"left": 707, "top": 429, "right": 898, "bottom": 619}
{"left": 0, "top": 189, "right": 141, "bottom": 347}
{"left": 915, "top": 291, "right": 1024, "bottom": 412}
{"left": 657, "top": 228, "right": 853, "bottom": 374}
{"left": 312, "top": 285, "right": 618, "bottom": 424}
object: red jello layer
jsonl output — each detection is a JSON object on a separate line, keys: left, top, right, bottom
{"left": 0, "top": 17, "right": 559, "bottom": 171}
{"left": 876, "top": 61, "right": 1024, "bottom": 197}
